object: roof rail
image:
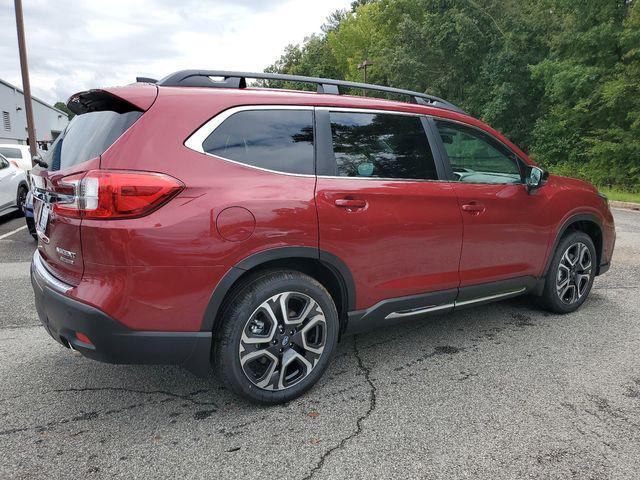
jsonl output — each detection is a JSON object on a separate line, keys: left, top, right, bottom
{"left": 154, "top": 70, "right": 465, "bottom": 113}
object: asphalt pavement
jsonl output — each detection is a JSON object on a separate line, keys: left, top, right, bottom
{"left": 0, "top": 209, "right": 638, "bottom": 479}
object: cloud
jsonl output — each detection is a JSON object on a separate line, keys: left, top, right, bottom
{"left": 0, "top": 0, "right": 350, "bottom": 104}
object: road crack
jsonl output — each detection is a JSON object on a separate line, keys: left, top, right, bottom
{"left": 302, "top": 335, "right": 377, "bottom": 480}
{"left": 0, "top": 387, "right": 218, "bottom": 436}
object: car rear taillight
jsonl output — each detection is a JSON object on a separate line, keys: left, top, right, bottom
{"left": 52, "top": 170, "right": 184, "bottom": 219}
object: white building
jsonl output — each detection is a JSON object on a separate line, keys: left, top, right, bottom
{"left": 0, "top": 78, "right": 69, "bottom": 147}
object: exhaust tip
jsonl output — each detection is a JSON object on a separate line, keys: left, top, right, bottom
{"left": 59, "top": 336, "right": 75, "bottom": 351}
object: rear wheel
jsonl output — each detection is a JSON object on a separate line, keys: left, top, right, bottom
{"left": 213, "top": 270, "right": 339, "bottom": 404}
{"left": 540, "top": 231, "right": 596, "bottom": 313}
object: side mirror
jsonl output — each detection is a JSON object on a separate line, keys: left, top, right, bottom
{"left": 525, "top": 166, "right": 548, "bottom": 192}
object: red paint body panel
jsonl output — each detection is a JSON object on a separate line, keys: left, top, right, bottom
{"left": 316, "top": 179, "right": 462, "bottom": 308}
{"left": 34, "top": 157, "right": 100, "bottom": 285}
{"left": 452, "top": 183, "right": 552, "bottom": 285}
{"left": 76, "top": 89, "right": 318, "bottom": 330}
{"left": 32, "top": 85, "right": 616, "bottom": 334}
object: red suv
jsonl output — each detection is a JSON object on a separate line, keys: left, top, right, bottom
{"left": 30, "top": 70, "right": 616, "bottom": 404}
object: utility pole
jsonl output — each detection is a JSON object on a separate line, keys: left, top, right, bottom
{"left": 14, "top": 0, "right": 38, "bottom": 162}
{"left": 357, "top": 59, "right": 373, "bottom": 96}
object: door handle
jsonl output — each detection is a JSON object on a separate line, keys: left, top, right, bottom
{"left": 334, "top": 198, "right": 367, "bottom": 209}
{"left": 461, "top": 202, "right": 486, "bottom": 214}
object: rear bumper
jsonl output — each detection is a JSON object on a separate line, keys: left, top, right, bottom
{"left": 31, "top": 251, "right": 211, "bottom": 376}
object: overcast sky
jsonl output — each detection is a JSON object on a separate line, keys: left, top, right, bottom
{"left": 0, "top": 0, "right": 351, "bottom": 105}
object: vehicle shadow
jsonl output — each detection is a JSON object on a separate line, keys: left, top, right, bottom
{"left": 0, "top": 210, "right": 24, "bottom": 224}
{"left": 3, "top": 290, "right": 610, "bottom": 480}
{"left": 30, "top": 293, "right": 551, "bottom": 413}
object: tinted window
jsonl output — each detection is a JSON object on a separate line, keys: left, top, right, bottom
{"left": 0, "top": 147, "right": 21, "bottom": 159}
{"left": 330, "top": 111, "right": 438, "bottom": 180}
{"left": 45, "top": 110, "right": 142, "bottom": 171}
{"left": 0, "top": 155, "right": 8, "bottom": 169}
{"left": 435, "top": 120, "right": 522, "bottom": 184}
{"left": 202, "top": 110, "right": 314, "bottom": 175}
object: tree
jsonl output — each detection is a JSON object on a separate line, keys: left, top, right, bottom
{"left": 54, "top": 101, "right": 74, "bottom": 121}
{"left": 265, "top": 0, "right": 640, "bottom": 191}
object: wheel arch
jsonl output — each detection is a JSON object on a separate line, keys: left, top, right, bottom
{"left": 544, "top": 213, "right": 604, "bottom": 276}
{"left": 201, "top": 247, "right": 355, "bottom": 335}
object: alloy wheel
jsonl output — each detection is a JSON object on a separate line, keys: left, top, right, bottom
{"left": 238, "top": 291, "right": 327, "bottom": 391}
{"left": 556, "top": 242, "right": 592, "bottom": 305}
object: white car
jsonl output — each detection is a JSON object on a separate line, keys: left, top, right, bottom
{"left": 0, "top": 144, "right": 33, "bottom": 172}
{"left": 0, "top": 153, "right": 28, "bottom": 217}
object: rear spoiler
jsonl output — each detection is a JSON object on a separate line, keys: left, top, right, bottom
{"left": 67, "top": 84, "right": 158, "bottom": 115}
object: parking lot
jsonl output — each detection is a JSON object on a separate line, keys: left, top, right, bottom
{"left": 0, "top": 208, "right": 638, "bottom": 479}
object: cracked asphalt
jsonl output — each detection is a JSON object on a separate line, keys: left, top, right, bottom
{"left": 1, "top": 208, "right": 639, "bottom": 479}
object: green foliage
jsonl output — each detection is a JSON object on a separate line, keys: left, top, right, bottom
{"left": 599, "top": 187, "right": 640, "bottom": 204}
{"left": 265, "top": 0, "right": 640, "bottom": 191}
{"left": 53, "top": 101, "right": 74, "bottom": 120}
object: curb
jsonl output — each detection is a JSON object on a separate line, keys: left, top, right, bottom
{"left": 610, "top": 200, "right": 640, "bottom": 211}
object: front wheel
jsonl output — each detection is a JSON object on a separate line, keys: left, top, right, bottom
{"left": 540, "top": 231, "right": 596, "bottom": 314}
{"left": 213, "top": 270, "right": 339, "bottom": 404}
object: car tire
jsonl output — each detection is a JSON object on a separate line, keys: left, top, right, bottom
{"left": 213, "top": 270, "right": 339, "bottom": 404}
{"left": 540, "top": 231, "right": 597, "bottom": 314}
{"left": 16, "top": 185, "right": 27, "bottom": 213}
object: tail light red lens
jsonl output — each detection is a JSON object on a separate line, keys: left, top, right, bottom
{"left": 52, "top": 170, "right": 184, "bottom": 219}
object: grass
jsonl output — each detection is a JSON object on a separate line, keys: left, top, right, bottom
{"left": 599, "top": 188, "right": 640, "bottom": 204}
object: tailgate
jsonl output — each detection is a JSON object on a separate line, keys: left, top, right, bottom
{"left": 32, "top": 86, "right": 155, "bottom": 286}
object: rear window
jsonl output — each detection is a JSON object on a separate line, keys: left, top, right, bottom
{"left": 45, "top": 110, "right": 142, "bottom": 171}
{"left": 202, "top": 109, "right": 314, "bottom": 175}
{"left": 0, "top": 147, "right": 22, "bottom": 159}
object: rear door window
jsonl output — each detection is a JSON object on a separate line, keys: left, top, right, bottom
{"left": 329, "top": 111, "right": 438, "bottom": 180}
{"left": 202, "top": 109, "right": 314, "bottom": 175}
{"left": 45, "top": 110, "right": 142, "bottom": 171}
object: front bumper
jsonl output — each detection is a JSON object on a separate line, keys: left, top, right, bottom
{"left": 31, "top": 251, "right": 211, "bottom": 376}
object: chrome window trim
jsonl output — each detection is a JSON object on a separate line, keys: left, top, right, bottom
{"left": 184, "top": 105, "right": 316, "bottom": 178}
{"left": 31, "top": 250, "right": 73, "bottom": 294}
{"left": 317, "top": 175, "right": 449, "bottom": 183}
{"left": 315, "top": 106, "right": 424, "bottom": 117}
{"left": 184, "top": 104, "right": 457, "bottom": 182}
